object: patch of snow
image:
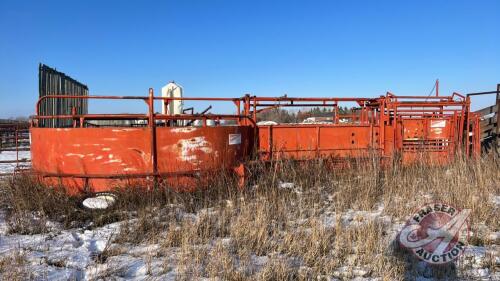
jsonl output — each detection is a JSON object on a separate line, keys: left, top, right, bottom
{"left": 490, "top": 195, "right": 500, "bottom": 208}
{"left": 0, "top": 220, "right": 120, "bottom": 280}
{"left": 279, "top": 182, "right": 295, "bottom": 189}
{"left": 0, "top": 210, "right": 8, "bottom": 235}
{"left": 278, "top": 181, "right": 303, "bottom": 194}
{"left": 0, "top": 150, "right": 31, "bottom": 174}
{"left": 250, "top": 254, "right": 269, "bottom": 269}
{"left": 321, "top": 203, "right": 390, "bottom": 228}
{"left": 0, "top": 193, "right": 497, "bottom": 281}
{"left": 462, "top": 268, "right": 492, "bottom": 280}
{"left": 82, "top": 194, "right": 117, "bottom": 210}
{"left": 257, "top": 121, "right": 278, "bottom": 126}
{"left": 488, "top": 231, "right": 500, "bottom": 243}
{"left": 332, "top": 265, "right": 371, "bottom": 279}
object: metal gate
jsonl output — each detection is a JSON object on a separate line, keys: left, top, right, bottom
{"left": 0, "top": 120, "right": 30, "bottom": 176}
{"left": 468, "top": 84, "right": 500, "bottom": 153}
{"left": 38, "top": 64, "right": 89, "bottom": 127}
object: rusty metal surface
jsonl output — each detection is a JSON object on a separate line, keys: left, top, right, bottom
{"left": 30, "top": 126, "right": 253, "bottom": 193}
{"left": 27, "top": 88, "right": 481, "bottom": 194}
{"left": 258, "top": 125, "right": 378, "bottom": 160}
{"left": 255, "top": 92, "right": 476, "bottom": 164}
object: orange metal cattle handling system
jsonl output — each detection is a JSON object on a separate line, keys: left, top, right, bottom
{"left": 252, "top": 92, "right": 480, "bottom": 164}
{"left": 30, "top": 89, "right": 255, "bottom": 196}
{"left": 28, "top": 88, "right": 480, "bottom": 200}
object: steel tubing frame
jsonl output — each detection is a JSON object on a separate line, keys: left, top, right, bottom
{"left": 27, "top": 89, "right": 480, "bottom": 191}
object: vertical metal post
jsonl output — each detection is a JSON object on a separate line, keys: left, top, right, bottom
{"left": 465, "top": 96, "right": 471, "bottom": 156}
{"left": 236, "top": 101, "right": 241, "bottom": 125}
{"left": 72, "top": 107, "right": 77, "bottom": 128}
{"left": 252, "top": 96, "right": 257, "bottom": 122}
{"left": 496, "top": 84, "right": 500, "bottom": 153}
{"left": 149, "top": 88, "right": 158, "bottom": 187}
{"left": 379, "top": 99, "right": 385, "bottom": 155}
{"left": 244, "top": 94, "right": 251, "bottom": 125}
{"left": 458, "top": 105, "right": 465, "bottom": 151}
{"left": 475, "top": 115, "right": 481, "bottom": 157}
{"left": 268, "top": 125, "right": 272, "bottom": 159}
{"left": 334, "top": 104, "right": 339, "bottom": 124}
{"left": 15, "top": 127, "right": 19, "bottom": 168}
{"left": 316, "top": 126, "right": 320, "bottom": 158}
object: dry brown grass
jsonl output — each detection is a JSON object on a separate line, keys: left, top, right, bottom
{"left": 0, "top": 249, "right": 32, "bottom": 281}
{"left": 0, "top": 153, "right": 498, "bottom": 280}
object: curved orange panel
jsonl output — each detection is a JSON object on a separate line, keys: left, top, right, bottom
{"left": 30, "top": 126, "right": 253, "bottom": 194}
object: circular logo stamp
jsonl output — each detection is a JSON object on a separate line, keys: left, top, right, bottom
{"left": 398, "top": 203, "right": 470, "bottom": 264}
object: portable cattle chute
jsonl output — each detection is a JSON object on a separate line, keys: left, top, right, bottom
{"left": 26, "top": 87, "right": 482, "bottom": 198}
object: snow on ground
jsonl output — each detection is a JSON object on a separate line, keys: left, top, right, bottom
{"left": 321, "top": 202, "right": 391, "bottom": 228}
{"left": 0, "top": 149, "right": 30, "bottom": 174}
{"left": 0, "top": 215, "right": 121, "bottom": 280}
{"left": 491, "top": 195, "right": 500, "bottom": 208}
{"left": 0, "top": 183, "right": 498, "bottom": 280}
{"left": 0, "top": 209, "right": 498, "bottom": 280}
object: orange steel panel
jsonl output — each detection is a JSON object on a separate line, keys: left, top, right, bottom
{"left": 401, "top": 118, "right": 452, "bottom": 141}
{"left": 258, "top": 125, "right": 379, "bottom": 160}
{"left": 427, "top": 119, "right": 451, "bottom": 140}
{"left": 156, "top": 126, "right": 252, "bottom": 173}
{"left": 156, "top": 126, "right": 253, "bottom": 191}
{"left": 31, "top": 126, "right": 253, "bottom": 193}
{"left": 31, "top": 128, "right": 152, "bottom": 193}
{"left": 402, "top": 119, "right": 426, "bottom": 140}
{"left": 383, "top": 123, "right": 395, "bottom": 157}
{"left": 319, "top": 126, "right": 376, "bottom": 154}
{"left": 257, "top": 126, "right": 271, "bottom": 160}
{"left": 399, "top": 118, "right": 456, "bottom": 165}
{"left": 267, "top": 126, "right": 318, "bottom": 159}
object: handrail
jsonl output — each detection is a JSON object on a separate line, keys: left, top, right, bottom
{"left": 249, "top": 97, "right": 376, "bottom": 103}
{"left": 34, "top": 93, "right": 250, "bottom": 126}
{"left": 153, "top": 96, "right": 242, "bottom": 102}
{"left": 36, "top": 95, "right": 149, "bottom": 116}
{"left": 33, "top": 91, "right": 471, "bottom": 129}
{"left": 451, "top": 92, "right": 466, "bottom": 100}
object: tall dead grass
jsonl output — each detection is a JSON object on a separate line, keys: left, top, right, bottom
{"left": 0, "top": 249, "right": 31, "bottom": 281}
